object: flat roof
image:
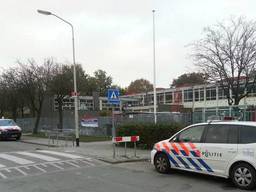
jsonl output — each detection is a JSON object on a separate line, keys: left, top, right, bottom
{"left": 194, "top": 121, "right": 256, "bottom": 127}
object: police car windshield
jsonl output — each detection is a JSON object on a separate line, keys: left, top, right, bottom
{"left": 0, "top": 120, "right": 16, "bottom": 126}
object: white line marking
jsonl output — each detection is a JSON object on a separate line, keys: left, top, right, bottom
{"left": 4, "top": 169, "right": 11, "bottom": 173}
{"left": 24, "top": 166, "right": 30, "bottom": 170}
{"left": 38, "top": 150, "right": 83, "bottom": 159}
{"left": 0, "top": 172, "right": 7, "bottom": 179}
{"left": 15, "top": 168, "right": 27, "bottom": 176}
{"left": 80, "top": 159, "right": 95, "bottom": 166}
{"left": 50, "top": 163, "right": 64, "bottom": 170}
{"left": 16, "top": 152, "right": 60, "bottom": 162}
{"left": 0, "top": 154, "right": 34, "bottom": 165}
{"left": 65, "top": 161, "right": 80, "bottom": 168}
{"left": 41, "top": 164, "right": 48, "bottom": 168}
{"left": 84, "top": 158, "right": 93, "bottom": 162}
{"left": 33, "top": 165, "right": 46, "bottom": 173}
{"left": 0, "top": 164, "right": 6, "bottom": 168}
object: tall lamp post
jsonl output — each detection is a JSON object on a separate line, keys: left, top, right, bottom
{"left": 152, "top": 10, "right": 157, "bottom": 124}
{"left": 37, "top": 9, "right": 80, "bottom": 147}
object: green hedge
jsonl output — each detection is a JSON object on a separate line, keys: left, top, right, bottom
{"left": 116, "top": 123, "right": 184, "bottom": 149}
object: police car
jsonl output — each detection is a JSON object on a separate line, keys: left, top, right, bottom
{"left": 0, "top": 119, "right": 22, "bottom": 140}
{"left": 151, "top": 121, "right": 256, "bottom": 190}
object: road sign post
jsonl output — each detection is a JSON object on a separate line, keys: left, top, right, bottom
{"left": 107, "top": 89, "right": 120, "bottom": 159}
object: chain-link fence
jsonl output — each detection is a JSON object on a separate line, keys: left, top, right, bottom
{"left": 114, "top": 112, "right": 191, "bottom": 126}
{"left": 16, "top": 105, "right": 256, "bottom": 137}
{"left": 16, "top": 112, "right": 191, "bottom": 136}
{"left": 192, "top": 105, "right": 256, "bottom": 123}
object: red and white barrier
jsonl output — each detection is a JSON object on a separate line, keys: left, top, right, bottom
{"left": 112, "top": 136, "right": 139, "bottom": 143}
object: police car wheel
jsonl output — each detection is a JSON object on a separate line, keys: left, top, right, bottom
{"left": 154, "top": 153, "right": 170, "bottom": 174}
{"left": 231, "top": 163, "right": 256, "bottom": 190}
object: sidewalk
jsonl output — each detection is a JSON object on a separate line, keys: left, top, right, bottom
{"left": 21, "top": 136, "right": 150, "bottom": 164}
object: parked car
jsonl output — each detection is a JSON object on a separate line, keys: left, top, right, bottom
{"left": 151, "top": 121, "right": 256, "bottom": 190}
{"left": 0, "top": 119, "right": 22, "bottom": 140}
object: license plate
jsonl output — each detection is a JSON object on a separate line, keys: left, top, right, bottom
{"left": 11, "top": 134, "right": 17, "bottom": 137}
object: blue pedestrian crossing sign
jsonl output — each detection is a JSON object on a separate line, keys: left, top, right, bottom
{"left": 107, "top": 89, "right": 120, "bottom": 104}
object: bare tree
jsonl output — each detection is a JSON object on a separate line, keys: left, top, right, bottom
{"left": 192, "top": 17, "right": 256, "bottom": 105}
{"left": 17, "top": 58, "right": 55, "bottom": 133}
{"left": 0, "top": 68, "right": 24, "bottom": 120}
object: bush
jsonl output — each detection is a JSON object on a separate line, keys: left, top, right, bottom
{"left": 116, "top": 123, "right": 184, "bottom": 149}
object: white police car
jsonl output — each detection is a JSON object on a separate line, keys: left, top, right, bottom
{"left": 151, "top": 121, "right": 256, "bottom": 190}
{"left": 0, "top": 119, "right": 22, "bottom": 140}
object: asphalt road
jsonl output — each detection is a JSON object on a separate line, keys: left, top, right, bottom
{"left": 0, "top": 140, "right": 48, "bottom": 153}
{"left": 0, "top": 141, "right": 246, "bottom": 192}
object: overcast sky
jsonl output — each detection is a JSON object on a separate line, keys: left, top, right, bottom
{"left": 1, "top": 0, "right": 256, "bottom": 88}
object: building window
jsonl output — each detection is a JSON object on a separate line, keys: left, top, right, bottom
{"left": 184, "top": 89, "right": 193, "bottom": 102}
{"left": 206, "top": 87, "right": 216, "bottom": 100}
{"left": 144, "top": 94, "right": 153, "bottom": 105}
{"left": 157, "top": 93, "right": 164, "bottom": 104}
{"left": 194, "top": 88, "right": 204, "bottom": 101}
{"left": 218, "top": 88, "right": 225, "bottom": 99}
{"left": 200, "top": 88, "right": 204, "bottom": 101}
{"left": 218, "top": 87, "right": 230, "bottom": 100}
{"left": 194, "top": 89, "right": 199, "bottom": 101}
{"left": 165, "top": 92, "right": 172, "bottom": 103}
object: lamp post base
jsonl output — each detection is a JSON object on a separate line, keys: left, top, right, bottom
{"left": 76, "top": 138, "right": 79, "bottom": 147}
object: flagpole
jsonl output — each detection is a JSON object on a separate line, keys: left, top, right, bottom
{"left": 152, "top": 10, "right": 157, "bottom": 124}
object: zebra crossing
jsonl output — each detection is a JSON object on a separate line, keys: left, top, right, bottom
{"left": 0, "top": 150, "right": 101, "bottom": 180}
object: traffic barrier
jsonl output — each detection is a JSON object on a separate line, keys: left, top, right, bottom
{"left": 112, "top": 136, "right": 140, "bottom": 158}
{"left": 112, "top": 136, "right": 139, "bottom": 143}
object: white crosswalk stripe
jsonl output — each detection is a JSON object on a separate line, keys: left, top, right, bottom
{"left": 37, "top": 150, "right": 83, "bottom": 159}
{"left": 0, "top": 150, "right": 102, "bottom": 180}
{"left": 15, "top": 168, "right": 27, "bottom": 176}
{"left": 15, "top": 151, "right": 60, "bottom": 162}
{"left": 65, "top": 161, "right": 80, "bottom": 168}
{"left": 33, "top": 165, "right": 46, "bottom": 173}
{"left": 0, "top": 154, "right": 34, "bottom": 165}
{"left": 0, "top": 172, "right": 7, "bottom": 179}
{"left": 50, "top": 163, "right": 64, "bottom": 170}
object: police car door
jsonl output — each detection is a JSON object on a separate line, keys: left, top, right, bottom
{"left": 200, "top": 124, "right": 238, "bottom": 176}
{"left": 170, "top": 125, "right": 205, "bottom": 172}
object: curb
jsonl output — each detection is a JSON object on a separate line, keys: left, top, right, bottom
{"left": 20, "top": 140, "right": 57, "bottom": 148}
{"left": 97, "top": 157, "right": 150, "bottom": 164}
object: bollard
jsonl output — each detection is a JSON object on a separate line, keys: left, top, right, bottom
{"left": 113, "top": 143, "right": 116, "bottom": 159}
{"left": 124, "top": 142, "right": 127, "bottom": 157}
{"left": 134, "top": 142, "right": 137, "bottom": 157}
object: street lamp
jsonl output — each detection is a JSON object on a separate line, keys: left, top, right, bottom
{"left": 37, "top": 9, "right": 80, "bottom": 147}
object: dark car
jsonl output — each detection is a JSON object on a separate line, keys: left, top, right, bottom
{"left": 0, "top": 119, "right": 22, "bottom": 140}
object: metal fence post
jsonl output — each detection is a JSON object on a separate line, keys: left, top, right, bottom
{"left": 113, "top": 142, "right": 116, "bottom": 159}
{"left": 124, "top": 142, "right": 127, "bottom": 157}
{"left": 134, "top": 141, "right": 137, "bottom": 157}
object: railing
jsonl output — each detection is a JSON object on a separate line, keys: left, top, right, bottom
{"left": 46, "top": 129, "right": 75, "bottom": 147}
